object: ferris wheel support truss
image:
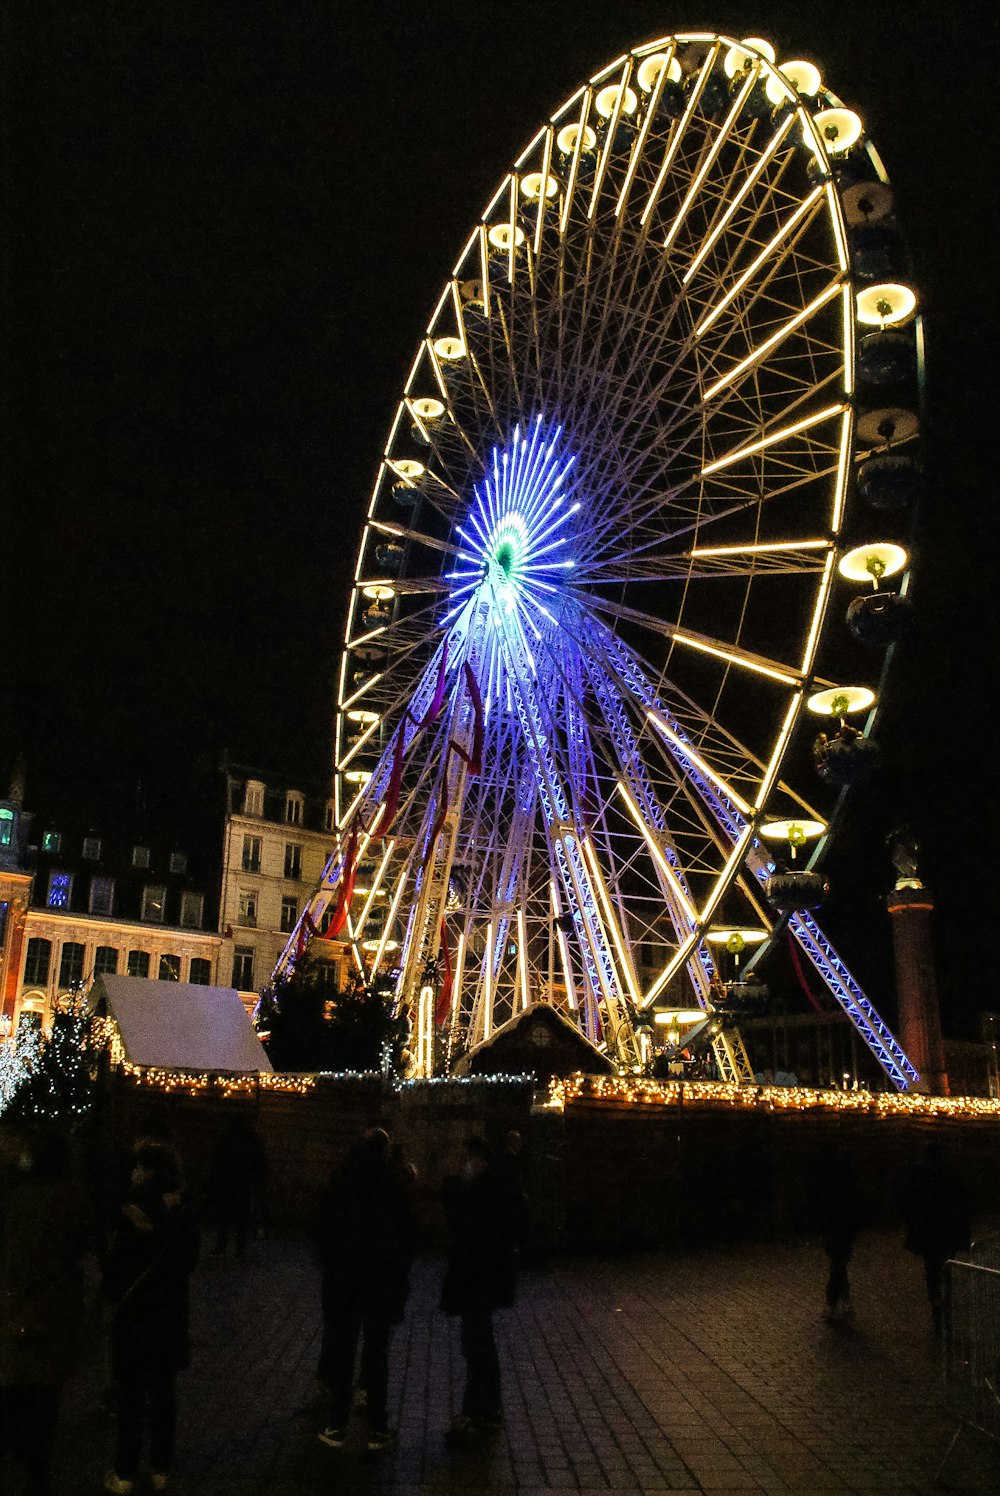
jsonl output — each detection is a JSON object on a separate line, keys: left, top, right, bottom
{"left": 600, "top": 626, "right": 918, "bottom": 1091}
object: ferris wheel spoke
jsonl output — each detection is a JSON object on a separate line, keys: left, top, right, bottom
{"left": 700, "top": 277, "right": 844, "bottom": 403}
{"left": 693, "top": 181, "right": 828, "bottom": 334}
{"left": 586, "top": 591, "right": 805, "bottom": 687}
{"left": 639, "top": 41, "right": 720, "bottom": 229}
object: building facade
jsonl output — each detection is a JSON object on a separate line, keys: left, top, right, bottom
{"left": 7, "top": 814, "right": 220, "bottom": 1035}
{"left": 219, "top": 773, "right": 347, "bottom": 1006}
{"left": 1, "top": 787, "right": 34, "bottom": 1038}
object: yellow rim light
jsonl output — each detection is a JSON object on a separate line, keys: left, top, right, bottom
{"left": 343, "top": 770, "right": 371, "bottom": 785}
{"left": 520, "top": 171, "right": 559, "bottom": 200}
{"left": 813, "top": 108, "right": 863, "bottom": 153}
{"left": 595, "top": 84, "right": 638, "bottom": 118}
{"left": 636, "top": 53, "right": 681, "bottom": 91}
{"left": 838, "top": 542, "right": 908, "bottom": 584}
{"left": 556, "top": 122, "right": 597, "bottom": 154}
{"left": 361, "top": 583, "right": 395, "bottom": 601}
{"left": 390, "top": 457, "right": 425, "bottom": 481}
{"left": 363, "top": 938, "right": 398, "bottom": 952}
{"left": 856, "top": 283, "right": 917, "bottom": 326}
{"left": 432, "top": 336, "right": 466, "bottom": 360}
{"left": 724, "top": 36, "right": 776, "bottom": 77}
{"left": 487, "top": 222, "right": 525, "bottom": 251}
{"left": 807, "top": 685, "right": 876, "bottom": 716}
{"left": 765, "top": 59, "right": 822, "bottom": 104}
{"left": 653, "top": 1009, "right": 709, "bottom": 1026}
{"left": 411, "top": 396, "right": 445, "bottom": 421}
{"left": 760, "top": 818, "right": 825, "bottom": 843}
{"left": 705, "top": 927, "right": 768, "bottom": 945}
{"left": 346, "top": 709, "right": 379, "bottom": 724}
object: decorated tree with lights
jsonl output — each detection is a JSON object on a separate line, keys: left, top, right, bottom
{"left": 0, "top": 996, "right": 99, "bottom": 1126}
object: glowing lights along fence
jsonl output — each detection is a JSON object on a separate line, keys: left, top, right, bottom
{"left": 273, "top": 33, "right": 923, "bottom": 1091}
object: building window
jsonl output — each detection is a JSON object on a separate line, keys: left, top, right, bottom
{"left": 243, "top": 780, "right": 265, "bottom": 816}
{"left": 42, "top": 829, "right": 61, "bottom": 853}
{"left": 24, "top": 937, "right": 51, "bottom": 984}
{"left": 189, "top": 957, "right": 212, "bottom": 986}
{"left": 285, "top": 793, "right": 303, "bottom": 825}
{"left": 280, "top": 895, "right": 298, "bottom": 933}
{"left": 169, "top": 851, "right": 188, "bottom": 875}
{"left": 132, "top": 845, "right": 150, "bottom": 869}
{"left": 324, "top": 801, "right": 335, "bottom": 831}
{"left": 233, "top": 947, "right": 254, "bottom": 989}
{"left": 47, "top": 871, "right": 73, "bottom": 909}
{"left": 284, "top": 843, "right": 301, "bottom": 880}
{"left": 238, "top": 889, "right": 258, "bottom": 927}
{"left": 159, "top": 953, "right": 181, "bottom": 982}
{"left": 0, "top": 901, "right": 6, "bottom": 943}
{"left": 142, "top": 885, "right": 166, "bottom": 923}
{"left": 314, "top": 959, "right": 340, "bottom": 996}
{"left": 0, "top": 808, "right": 13, "bottom": 847}
{"left": 179, "top": 891, "right": 203, "bottom": 929}
{"left": 58, "top": 942, "right": 86, "bottom": 988}
{"left": 241, "top": 834, "right": 262, "bottom": 873}
{"left": 94, "top": 946, "right": 119, "bottom": 976}
{"left": 127, "top": 950, "right": 150, "bottom": 978}
{"left": 82, "top": 836, "right": 102, "bottom": 860}
{"left": 89, "top": 876, "right": 115, "bottom": 917}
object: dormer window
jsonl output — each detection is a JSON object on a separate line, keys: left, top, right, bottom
{"left": 0, "top": 809, "right": 14, "bottom": 847}
{"left": 169, "top": 851, "right": 188, "bottom": 874}
{"left": 142, "top": 884, "right": 166, "bottom": 923}
{"left": 42, "top": 830, "right": 61, "bottom": 853}
{"left": 132, "top": 845, "right": 150, "bottom": 869}
{"left": 243, "top": 780, "right": 265, "bottom": 817}
{"left": 82, "top": 836, "right": 102, "bottom": 860}
{"left": 285, "top": 792, "right": 304, "bottom": 826}
{"left": 47, "top": 872, "right": 73, "bottom": 909}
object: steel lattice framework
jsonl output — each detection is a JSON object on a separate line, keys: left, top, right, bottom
{"left": 275, "top": 33, "right": 921, "bottom": 1089}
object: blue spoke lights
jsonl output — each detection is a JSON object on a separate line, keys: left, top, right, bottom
{"left": 448, "top": 417, "right": 578, "bottom": 624}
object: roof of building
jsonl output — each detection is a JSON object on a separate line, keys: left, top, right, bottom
{"left": 89, "top": 975, "right": 273, "bottom": 1073}
{"left": 452, "top": 1001, "right": 615, "bottom": 1079}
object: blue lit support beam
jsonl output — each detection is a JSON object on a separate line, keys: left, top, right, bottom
{"left": 787, "top": 911, "right": 919, "bottom": 1091}
{"left": 605, "top": 629, "right": 920, "bottom": 1092}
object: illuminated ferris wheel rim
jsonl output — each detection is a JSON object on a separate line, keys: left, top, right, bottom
{"left": 313, "top": 30, "right": 920, "bottom": 1080}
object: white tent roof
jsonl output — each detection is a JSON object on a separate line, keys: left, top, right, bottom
{"left": 90, "top": 975, "right": 273, "bottom": 1073}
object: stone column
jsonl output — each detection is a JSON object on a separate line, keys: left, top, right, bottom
{"left": 886, "top": 880, "right": 949, "bottom": 1095}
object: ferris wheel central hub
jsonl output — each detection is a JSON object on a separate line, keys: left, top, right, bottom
{"left": 449, "top": 417, "right": 579, "bottom": 625}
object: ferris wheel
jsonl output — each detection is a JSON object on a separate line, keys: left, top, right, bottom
{"left": 282, "top": 33, "right": 923, "bottom": 1088}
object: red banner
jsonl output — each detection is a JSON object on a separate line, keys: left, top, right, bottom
{"left": 436, "top": 916, "right": 454, "bottom": 1025}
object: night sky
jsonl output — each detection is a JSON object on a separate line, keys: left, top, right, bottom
{"left": 4, "top": 1, "right": 998, "bottom": 1036}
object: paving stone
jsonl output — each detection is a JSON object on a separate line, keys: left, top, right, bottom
{"left": 33, "top": 1228, "right": 1000, "bottom": 1494}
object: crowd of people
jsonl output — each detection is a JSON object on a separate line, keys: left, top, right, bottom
{"left": 0, "top": 1116, "right": 979, "bottom": 1491}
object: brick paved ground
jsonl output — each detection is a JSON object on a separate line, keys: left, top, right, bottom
{"left": 39, "top": 1230, "right": 1000, "bottom": 1496}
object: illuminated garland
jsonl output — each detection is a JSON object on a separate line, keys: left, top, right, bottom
{"left": 548, "top": 1074, "right": 1000, "bottom": 1120}
{"left": 0, "top": 1028, "right": 43, "bottom": 1116}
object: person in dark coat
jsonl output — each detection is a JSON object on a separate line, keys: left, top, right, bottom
{"left": 314, "top": 1127, "right": 417, "bottom": 1452}
{"left": 811, "top": 1140, "right": 866, "bottom": 1322}
{"left": 102, "top": 1142, "right": 200, "bottom": 1494}
{"left": 0, "top": 1131, "right": 95, "bottom": 1496}
{"left": 441, "top": 1135, "right": 520, "bottom": 1443}
{"left": 902, "top": 1140, "right": 972, "bottom": 1331}
{"left": 209, "top": 1116, "right": 267, "bottom": 1258}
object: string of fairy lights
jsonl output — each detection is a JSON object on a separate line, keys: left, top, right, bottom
{"left": 2, "top": 1017, "right": 997, "bottom": 1121}
{"left": 547, "top": 1074, "right": 1000, "bottom": 1119}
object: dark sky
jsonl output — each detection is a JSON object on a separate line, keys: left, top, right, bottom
{"left": 4, "top": 1, "right": 998, "bottom": 1034}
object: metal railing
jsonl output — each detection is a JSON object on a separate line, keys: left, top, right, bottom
{"left": 938, "top": 1240, "right": 1000, "bottom": 1479}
